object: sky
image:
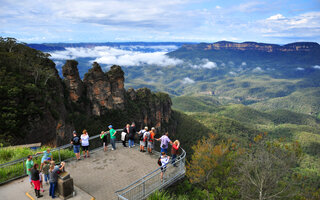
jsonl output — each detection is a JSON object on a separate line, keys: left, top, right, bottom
{"left": 1, "top": 0, "right": 320, "bottom": 44}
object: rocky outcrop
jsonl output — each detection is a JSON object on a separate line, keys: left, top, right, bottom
{"left": 82, "top": 62, "right": 125, "bottom": 115}
{"left": 62, "top": 60, "right": 84, "bottom": 103}
{"left": 125, "top": 88, "right": 172, "bottom": 133}
{"left": 62, "top": 61, "right": 172, "bottom": 133}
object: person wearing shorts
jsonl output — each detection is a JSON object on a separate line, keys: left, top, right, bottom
{"left": 156, "top": 132, "right": 173, "bottom": 155}
{"left": 81, "top": 130, "right": 90, "bottom": 158}
{"left": 147, "top": 127, "right": 156, "bottom": 153}
{"left": 138, "top": 127, "right": 148, "bottom": 152}
{"left": 160, "top": 152, "right": 170, "bottom": 182}
{"left": 71, "top": 131, "right": 81, "bottom": 160}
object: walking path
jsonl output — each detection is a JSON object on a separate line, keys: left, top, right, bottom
{"left": 0, "top": 145, "right": 160, "bottom": 200}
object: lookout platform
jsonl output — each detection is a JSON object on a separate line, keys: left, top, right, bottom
{"left": 0, "top": 143, "right": 186, "bottom": 200}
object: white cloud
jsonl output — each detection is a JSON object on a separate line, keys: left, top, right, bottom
{"left": 313, "top": 65, "right": 320, "bottom": 69}
{"left": 296, "top": 67, "right": 305, "bottom": 71}
{"left": 181, "top": 77, "right": 195, "bottom": 84}
{"left": 202, "top": 60, "right": 218, "bottom": 69}
{"left": 49, "top": 46, "right": 183, "bottom": 67}
{"left": 267, "top": 14, "right": 285, "bottom": 20}
{"left": 241, "top": 62, "right": 247, "bottom": 66}
{"left": 188, "top": 59, "right": 218, "bottom": 69}
{"left": 252, "top": 67, "right": 263, "bottom": 72}
{"left": 258, "top": 12, "right": 320, "bottom": 38}
{"left": 229, "top": 71, "right": 236, "bottom": 75}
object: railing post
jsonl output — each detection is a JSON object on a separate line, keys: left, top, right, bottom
{"left": 58, "top": 148, "right": 61, "bottom": 163}
{"left": 22, "top": 159, "right": 26, "bottom": 175}
{"left": 143, "top": 181, "right": 145, "bottom": 197}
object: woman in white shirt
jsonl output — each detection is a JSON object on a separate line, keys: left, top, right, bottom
{"left": 81, "top": 130, "right": 90, "bottom": 158}
{"left": 160, "top": 152, "right": 170, "bottom": 182}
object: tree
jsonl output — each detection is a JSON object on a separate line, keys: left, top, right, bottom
{"left": 237, "top": 134, "right": 302, "bottom": 200}
{"left": 186, "top": 134, "right": 240, "bottom": 199}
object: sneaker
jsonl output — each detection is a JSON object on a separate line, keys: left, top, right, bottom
{"left": 111, "top": 148, "right": 114, "bottom": 151}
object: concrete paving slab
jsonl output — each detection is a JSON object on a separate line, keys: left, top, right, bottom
{"left": 66, "top": 145, "right": 159, "bottom": 200}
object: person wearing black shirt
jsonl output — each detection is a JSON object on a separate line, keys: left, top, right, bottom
{"left": 71, "top": 131, "right": 81, "bottom": 160}
{"left": 31, "top": 163, "right": 43, "bottom": 198}
{"left": 126, "top": 123, "right": 136, "bottom": 148}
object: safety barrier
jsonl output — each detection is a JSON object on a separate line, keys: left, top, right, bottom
{"left": 0, "top": 129, "right": 123, "bottom": 185}
{"left": 115, "top": 147, "right": 186, "bottom": 200}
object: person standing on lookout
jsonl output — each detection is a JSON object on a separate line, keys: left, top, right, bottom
{"left": 131, "top": 122, "right": 136, "bottom": 146}
{"left": 109, "top": 125, "right": 117, "bottom": 150}
{"left": 156, "top": 132, "right": 173, "bottom": 154}
{"left": 31, "top": 163, "right": 43, "bottom": 198}
{"left": 81, "top": 130, "right": 90, "bottom": 158}
{"left": 26, "top": 155, "right": 34, "bottom": 188}
{"left": 100, "top": 131, "right": 108, "bottom": 152}
{"left": 71, "top": 131, "right": 81, "bottom": 160}
{"left": 36, "top": 148, "right": 53, "bottom": 170}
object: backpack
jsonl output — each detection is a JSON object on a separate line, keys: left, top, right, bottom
{"left": 145, "top": 131, "right": 150, "bottom": 142}
{"left": 139, "top": 130, "right": 145, "bottom": 141}
{"left": 157, "top": 157, "right": 162, "bottom": 166}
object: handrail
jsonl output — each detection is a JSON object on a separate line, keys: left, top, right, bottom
{"left": 0, "top": 128, "right": 124, "bottom": 184}
{"left": 0, "top": 129, "right": 123, "bottom": 167}
{"left": 115, "top": 147, "right": 186, "bottom": 200}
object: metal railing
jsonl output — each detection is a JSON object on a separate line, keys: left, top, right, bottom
{"left": 115, "top": 147, "right": 186, "bottom": 200}
{"left": 0, "top": 129, "right": 124, "bottom": 185}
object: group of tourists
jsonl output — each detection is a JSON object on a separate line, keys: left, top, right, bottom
{"left": 23, "top": 122, "right": 181, "bottom": 198}
{"left": 26, "top": 149, "right": 65, "bottom": 199}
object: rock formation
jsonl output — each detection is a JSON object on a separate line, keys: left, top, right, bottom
{"left": 62, "top": 61, "right": 173, "bottom": 135}
{"left": 62, "top": 60, "right": 84, "bottom": 103}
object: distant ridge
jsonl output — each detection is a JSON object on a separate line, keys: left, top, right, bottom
{"left": 178, "top": 41, "right": 320, "bottom": 53}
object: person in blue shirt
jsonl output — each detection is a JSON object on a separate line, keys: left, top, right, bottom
{"left": 36, "top": 148, "right": 53, "bottom": 170}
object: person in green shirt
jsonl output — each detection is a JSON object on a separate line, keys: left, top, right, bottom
{"left": 100, "top": 131, "right": 108, "bottom": 152}
{"left": 109, "top": 125, "right": 117, "bottom": 150}
{"left": 26, "top": 155, "right": 34, "bottom": 187}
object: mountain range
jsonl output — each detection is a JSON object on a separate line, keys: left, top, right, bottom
{"left": 27, "top": 41, "right": 320, "bottom": 116}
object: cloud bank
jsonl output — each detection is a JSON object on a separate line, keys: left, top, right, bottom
{"left": 50, "top": 46, "right": 183, "bottom": 67}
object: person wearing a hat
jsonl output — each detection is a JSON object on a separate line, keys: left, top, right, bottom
{"left": 109, "top": 125, "right": 117, "bottom": 150}
{"left": 138, "top": 126, "right": 149, "bottom": 152}
{"left": 71, "top": 130, "right": 81, "bottom": 160}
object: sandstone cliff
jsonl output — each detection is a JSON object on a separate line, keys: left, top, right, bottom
{"left": 62, "top": 60, "right": 173, "bottom": 136}
{"left": 181, "top": 41, "right": 320, "bottom": 53}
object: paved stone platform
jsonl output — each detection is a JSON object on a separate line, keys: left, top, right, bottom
{"left": 67, "top": 144, "right": 159, "bottom": 200}
{"left": 0, "top": 144, "right": 160, "bottom": 200}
